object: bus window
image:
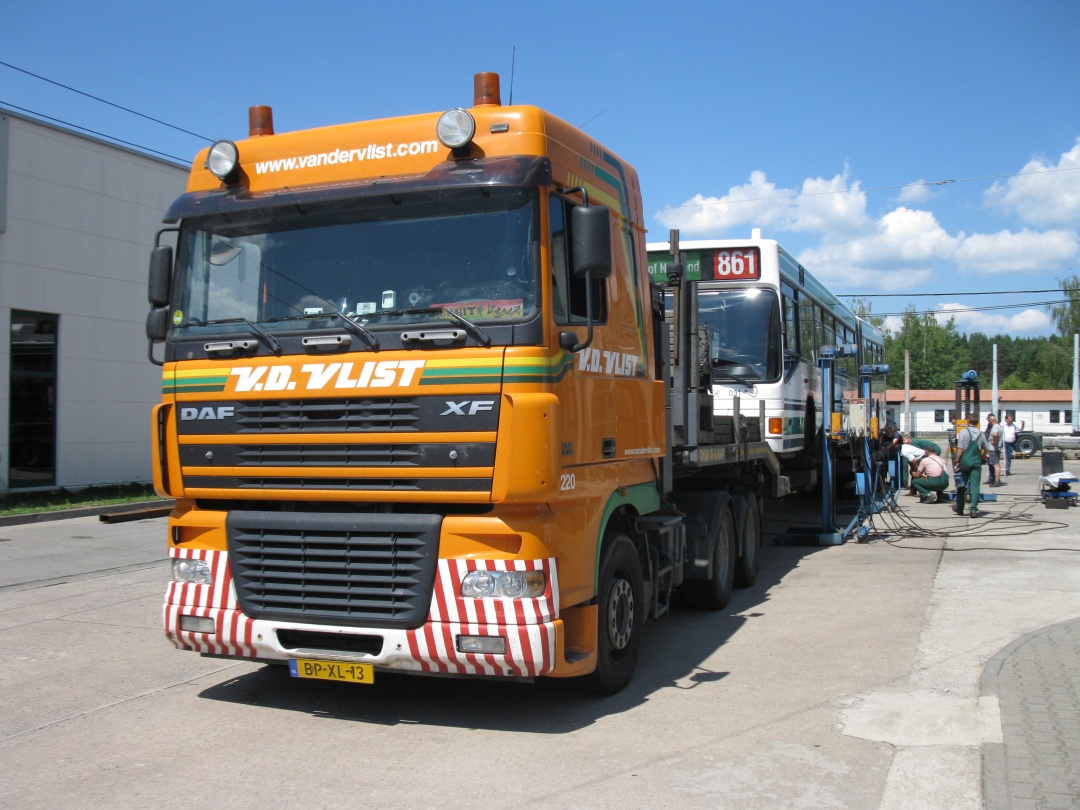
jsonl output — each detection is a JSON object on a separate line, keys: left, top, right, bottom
{"left": 782, "top": 284, "right": 799, "bottom": 356}
{"left": 698, "top": 287, "right": 782, "bottom": 382}
{"left": 799, "top": 298, "right": 816, "bottom": 362}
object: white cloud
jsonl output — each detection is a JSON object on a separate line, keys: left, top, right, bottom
{"left": 984, "top": 137, "right": 1080, "bottom": 228}
{"left": 935, "top": 303, "right": 1054, "bottom": 336}
{"left": 655, "top": 171, "right": 795, "bottom": 236}
{"left": 799, "top": 207, "right": 957, "bottom": 271}
{"left": 953, "top": 228, "right": 1079, "bottom": 273}
{"left": 655, "top": 170, "right": 869, "bottom": 237}
{"left": 897, "top": 181, "right": 935, "bottom": 204}
{"left": 791, "top": 172, "right": 871, "bottom": 234}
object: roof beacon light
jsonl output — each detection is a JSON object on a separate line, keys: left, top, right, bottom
{"left": 248, "top": 105, "right": 274, "bottom": 137}
{"left": 206, "top": 140, "right": 240, "bottom": 180}
{"left": 473, "top": 72, "right": 501, "bottom": 106}
{"left": 436, "top": 108, "right": 476, "bottom": 150}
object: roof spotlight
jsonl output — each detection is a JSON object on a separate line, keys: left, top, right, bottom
{"left": 436, "top": 108, "right": 476, "bottom": 150}
{"left": 206, "top": 140, "right": 240, "bottom": 180}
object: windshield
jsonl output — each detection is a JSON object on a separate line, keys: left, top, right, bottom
{"left": 697, "top": 287, "right": 783, "bottom": 383}
{"left": 169, "top": 186, "right": 539, "bottom": 340}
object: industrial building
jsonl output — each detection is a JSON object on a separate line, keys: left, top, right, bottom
{"left": 0, "top": 108, "right": 188, "bottom": 493}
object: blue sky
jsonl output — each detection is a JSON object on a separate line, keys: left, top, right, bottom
{"left": 3, "top": 0, "right": 1079, "bottom": 336}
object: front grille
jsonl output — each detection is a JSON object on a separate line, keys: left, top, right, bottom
{"left": 236, "top": 398, "right": 419, "bottom": 433}
{"left": 227, "top": 511, "right": 441, "bottom": 628}
{"left": 190, "top": 475, "right": 490, "bottom": 492}
{"left": 177, "top": 396, "right": 501, "bottom": 435}
{"left": 179, "top": 442, "right": 496, "bottom": 468}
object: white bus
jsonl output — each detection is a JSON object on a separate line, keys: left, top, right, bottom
{"left": 647, "top": 231, "right": 886, "bottom": 466}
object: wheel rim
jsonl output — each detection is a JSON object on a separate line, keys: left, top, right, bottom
{"left": 606, "top": 577, "right": 635, "bottom": 652}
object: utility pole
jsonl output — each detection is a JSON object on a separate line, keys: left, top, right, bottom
{"left": 904, "top": 349, "right": 911, "bottom": 434}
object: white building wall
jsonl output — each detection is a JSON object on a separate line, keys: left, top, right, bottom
{"left": 888, "top": 399, "right": 1075, "bottom": 437}
{"left": 0, "top": 111, "right": 188, "bottom": 492}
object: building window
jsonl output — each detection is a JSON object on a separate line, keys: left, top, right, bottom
{"left": 1049, "top": 410, "right": 1072, "bottom": 424}
{"left": 9, "top": 310, "right": 59, "bottom": 488}
{"left": 934, "top": 409, "right": 945, "bottom": 423}
{"left": 1005, "top": 409, "right": 1016, "bottom": 420}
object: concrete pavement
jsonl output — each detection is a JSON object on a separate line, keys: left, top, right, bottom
{"left": 0, "top": 455, "right": 1078, "bottom": 808}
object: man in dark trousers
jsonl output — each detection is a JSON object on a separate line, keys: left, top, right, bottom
{"left": 954, "top": 414, "right": 991, "bottom": 517}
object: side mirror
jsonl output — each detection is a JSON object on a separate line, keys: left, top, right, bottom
{"left": 148, "top": 245, "right": 173, "bottom": 308}
{"left": 571, "top": 205, "right": 612, "bottom": 279}
{"left": 146, "top": 308, "right": 169, "bottom": 342}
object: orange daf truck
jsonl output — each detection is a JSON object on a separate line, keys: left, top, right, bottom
{"left": 146, "top": 73, "right": 788, "bottom": 693}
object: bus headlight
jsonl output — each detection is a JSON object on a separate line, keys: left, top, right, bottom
{"left": 461, "top": 570, "right": 545, "bottom": 599}
{"left": 206, "top": 140, "right": 240, "bottom": 179}
{"left": 436, "top": 108, "right": 475, "bottom": 149}
{"left": 173, "top": 558, "right": 213, "bottom": 585}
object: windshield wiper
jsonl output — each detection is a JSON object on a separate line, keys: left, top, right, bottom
{"left": 385, "top": 307, "right": 492, "bottom": 348}
{"left": 193, "top": 318, "right": 281, "bottom": 355}
{"left": 266, "top": 312, "right": 380, "bottom": 351}
{"left": 328, "top": 312, "right": 380, "bottom": 350}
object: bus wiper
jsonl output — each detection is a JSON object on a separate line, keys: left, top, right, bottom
{"left": 193, "top": 317, "right": 281, "bottom": 355}
{"left": 385, "top": 307, "right": 492, "bottom": 348}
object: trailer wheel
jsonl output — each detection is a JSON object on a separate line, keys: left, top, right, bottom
{"left": 683, "top": 502, "right": 736, "bottom": 610}
{"left": 734, "top": 493, "right": 761, "bottom": 588}
{"left": 585, "top": 533, "right": 645, "bottom": 695}
{"left": 1016, "top": 434, "right": 1038, "bottom": 455}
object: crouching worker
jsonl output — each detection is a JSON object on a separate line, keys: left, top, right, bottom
{"left": 911, "top": 448, "right": 949, "bottom": 503}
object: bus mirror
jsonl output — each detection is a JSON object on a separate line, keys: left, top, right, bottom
{"left": 146, "top": 307, "right": 169, "bottom": 341}
{"left": 148, "top": 245, "right": 173, "bottom": 307}
{"left": 571, "top": 205, "right": 612, "bottom": 279}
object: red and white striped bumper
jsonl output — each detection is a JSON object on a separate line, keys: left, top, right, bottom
{"left": 164, "top": 548, "right": 560, "bottom": 678}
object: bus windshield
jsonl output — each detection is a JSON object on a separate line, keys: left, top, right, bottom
{"left": 169, "top": 186, "right": 539, "bottom": 339}
{"left": 697, "top": 287, "right": 783, "bottom": 383}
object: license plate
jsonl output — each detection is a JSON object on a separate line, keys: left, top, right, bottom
{"left": 289, "top": 658, "right": 374, "bottom": 684}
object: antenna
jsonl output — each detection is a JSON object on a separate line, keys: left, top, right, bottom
{"left": 509, "top": 46, "right": 516, "bottom": 105}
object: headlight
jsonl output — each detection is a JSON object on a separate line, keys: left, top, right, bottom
{"left": 206, "top": 140, "right": 240, "bottom": 179}
{"left": 436, "top": 108, "right": 475, "bottom": 149}
{"left": 461, "top": 569, "right": 545, "bottom": 599}
{"left": 173, "top": 558, "right": 213, "bottom": 585}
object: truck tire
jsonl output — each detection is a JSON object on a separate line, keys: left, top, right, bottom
{"left": 683, "top": 502, "right": 735, "bottom": 610}
{"left": 734, "top": 493, "right": 761, "bottom": 588}
{"left": 585, "top": 533, "right": 645, "bottom": 695}
{"left": 1016, "top": 434, "right": 1038, "bottom": 455}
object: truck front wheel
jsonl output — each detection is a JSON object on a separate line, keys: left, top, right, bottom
{"left": 585, "top": 533, "right": 644, "bottom": 695}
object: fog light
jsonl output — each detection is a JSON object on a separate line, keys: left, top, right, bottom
{"left": 179, "top": 615, "right": 216, "bottom": 634}
{"left": 461, "top": 569, "right": 545, "bottom": 598}
{"left": 458, "top": 635, "right": 506, "bottom": 655}
{"left": 173, "top": 558, "right": 213, "bottom": 585}
{"left": 206, "top": 140, "right": 240, "bottom": 179}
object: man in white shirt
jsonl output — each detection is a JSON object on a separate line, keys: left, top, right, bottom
{"left": 1001, "top": 413, "right": 1024, "bottom": 476}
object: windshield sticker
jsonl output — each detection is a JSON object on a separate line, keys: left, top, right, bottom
{"left": 435, "top": 300, "right": 524, "bottom": 321}
{"left": 172, "top": 310, "right": 184, "bottom": 326}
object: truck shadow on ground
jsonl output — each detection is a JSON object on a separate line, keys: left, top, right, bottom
{"left": 198, "top": 499, "right": 832, "bottom": 733}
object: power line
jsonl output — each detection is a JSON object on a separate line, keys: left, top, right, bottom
{"left": 0, "top": 59, "right": 212, "bottom": 143}
{"left": 842, "top": 287, "right": 1079, "bottom": 298}
{"left": 0, "top": 100, "right": 191, "bottom": 163}
{"left": 871, "top": 298, "right": 1073, "bottom": 318}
